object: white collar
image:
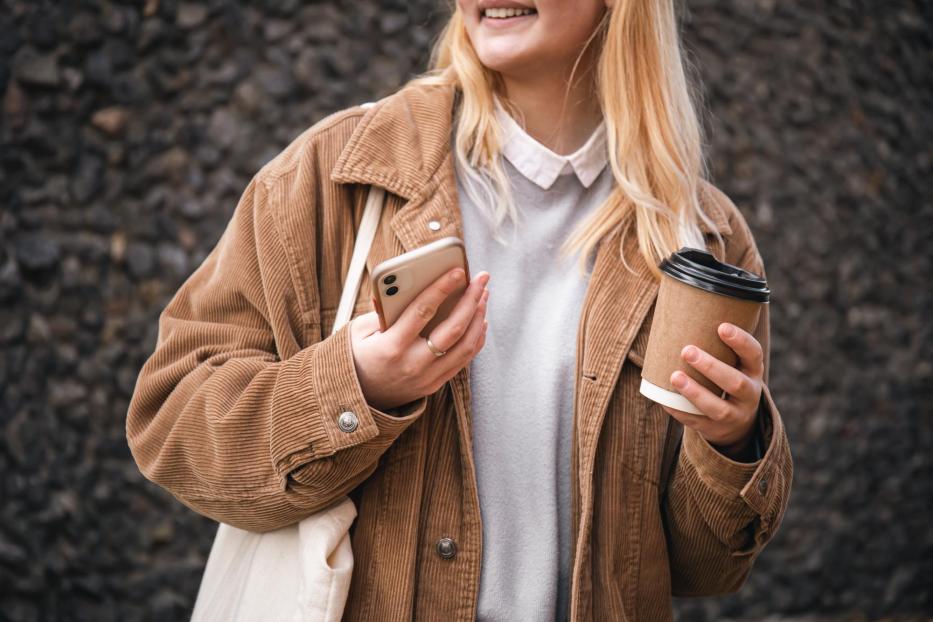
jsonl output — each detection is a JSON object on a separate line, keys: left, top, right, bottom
{"left": 493, "top": 94, "right": 609, "bottom": 190}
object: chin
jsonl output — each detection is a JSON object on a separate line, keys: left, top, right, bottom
{"left": 475, "top": 47, "right": 537, "bottom": 77}
{"left": 477, "top": 56, "right": 521, "bottom": 76}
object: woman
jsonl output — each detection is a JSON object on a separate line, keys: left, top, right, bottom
{"left": 127, "top": 0, "right": 792, "bottom": 620}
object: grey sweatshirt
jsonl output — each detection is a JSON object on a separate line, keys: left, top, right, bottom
{"left": 456, "top": 99, "right": 613, "bottom": 621}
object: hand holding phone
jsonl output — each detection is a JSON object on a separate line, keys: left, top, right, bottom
{"left": 347, "top": 238, "right": 490, "bottom": 412}
{"left": 370, "top": 236, "right": 470, "bottom": 337}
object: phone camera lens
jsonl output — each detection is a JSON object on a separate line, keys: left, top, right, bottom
{"left": 386, "top": 286, "right": 399, "bottom": 296}
{"left": 383, "top": 274, "right": 397, "bottom": 285}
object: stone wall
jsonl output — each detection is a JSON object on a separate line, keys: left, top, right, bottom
{"left": 1, "top": 0, "right": 930, "bottom": 619}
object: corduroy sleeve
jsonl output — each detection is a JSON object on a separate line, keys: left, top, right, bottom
{"left": 662, "top": 220, "right": 794, "bottom": 596}
{"left": 125, "top": 162, "right": 427, "bottom": 533}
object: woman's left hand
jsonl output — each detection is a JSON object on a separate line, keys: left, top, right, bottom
{"left": 662, "top": 322, "right": 764, "bottom": 458}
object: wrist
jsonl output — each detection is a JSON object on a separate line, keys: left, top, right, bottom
{"left": 710, "top": 415, "right": 760, "bottom": 462}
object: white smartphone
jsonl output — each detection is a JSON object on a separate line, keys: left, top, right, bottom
{"left": 370, "top": 236, "right": 470, "bottom": 338}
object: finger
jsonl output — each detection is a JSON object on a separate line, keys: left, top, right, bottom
{"left": 718, "top": 323, "right": 764, "bottom": 380}
{"left": 661, "top": 405, "right": 712, "bottom": 433}
{"left": 425, "top": 271, "right": 489, "bottom": 352}
{"left": 474, "top": 317, "right": 488, "bottom": 352}
{"left": 430, "top": 292, "right": 488, "bottom": 379}
{"left": 390, "top": 267, "right": 468, "bottom": 344}
{"left": 670, "top": 370, "right": 735, "bottom": 422}
{"left": 681, "top": 344, "right": 758, "bottom": 404}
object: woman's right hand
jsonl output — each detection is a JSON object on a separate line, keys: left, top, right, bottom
{"left": 349, "top": 267, "right": 491, "bottom": 412}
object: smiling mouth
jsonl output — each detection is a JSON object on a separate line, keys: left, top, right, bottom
{"left": 481, "top": 7, "right": 537, "bottom": 20}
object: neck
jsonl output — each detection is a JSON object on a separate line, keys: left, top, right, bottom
{"left": 497, "top": 51, "right": 603, "bottom": 156}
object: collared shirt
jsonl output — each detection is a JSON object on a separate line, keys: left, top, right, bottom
{"left": 493, "top": 94, "right": 609, "bottom": 190}
{"left": 458, "top": 97, "right": 613, "bottom": 621}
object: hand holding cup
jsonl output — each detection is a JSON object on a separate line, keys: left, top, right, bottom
{"left": 639, "top": 248, "right": 770, "bottom": 459}
{"left": 662, "top": 322, "right": 764, "bottom": 456}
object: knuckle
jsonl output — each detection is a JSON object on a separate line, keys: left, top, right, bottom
{"left": 715, "top": 404, "right": 733, "bottom": 421}
{"left": 728, "top": 376, "right": 748, "bottom": 396}
{"left": 438, "top": 281, "right": 455, "bottom": 297}
{"left": 705, "top": 410, "right": 722, "bottom": 423}
{"left": 376, "top": 345, "right": 394, "bottom": 366}
{"left": 750, "top": 337, "right": 764, "bottom": 356}
{"left": 385, "top": 340, "right": 405, "bottom": 362}
{"left": 415, "top": 303, "right": 437, "bottom": 321}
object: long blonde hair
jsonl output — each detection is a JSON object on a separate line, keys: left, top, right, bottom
{"left": 406, "top": 1, "right": 723, "bottom": 278}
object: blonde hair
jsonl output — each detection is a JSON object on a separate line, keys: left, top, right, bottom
{"left": 407, "top": 0, "right": 723, "bottom": 278}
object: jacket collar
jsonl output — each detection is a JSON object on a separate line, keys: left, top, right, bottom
{"left": 331, "top": 82, "right": 455, "bottom": 202}
{"left": 331, "top": 80, "right": 732, "bottom": 236}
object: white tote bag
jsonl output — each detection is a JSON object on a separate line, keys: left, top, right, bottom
{"left": 190, "top": 185, "right": 387, "bottom": 622}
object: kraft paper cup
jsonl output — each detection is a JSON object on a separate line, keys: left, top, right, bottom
{"left": 639, "top": 247, "right": 770, "bottom": 415}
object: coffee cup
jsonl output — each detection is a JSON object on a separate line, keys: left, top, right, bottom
{"left": 639, "top": 247, "right": 770, "bottom": 415}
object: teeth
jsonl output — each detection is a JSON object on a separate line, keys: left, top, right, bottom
{"left": 483, "top": 7, "right": 534, "bottom": 18}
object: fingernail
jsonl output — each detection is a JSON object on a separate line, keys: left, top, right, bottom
{"left": 672, "top": 372, "right": 687, "bottom": 389}
{"left": 722, "top": 323, "right": 736, "bottom": 338}
{"left": 683, "top": 345, "right": 699, "bottom": 363}
{"left": 451, "top": 268, "right": 464, "bottom": 281}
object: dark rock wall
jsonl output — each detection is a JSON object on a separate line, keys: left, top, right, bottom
{"left": 1, "top": 1, "right": 930, "bottom": 620}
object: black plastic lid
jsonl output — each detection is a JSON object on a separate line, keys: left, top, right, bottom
{"left": 659, "top": 247, "right": 770, "bottom": 303}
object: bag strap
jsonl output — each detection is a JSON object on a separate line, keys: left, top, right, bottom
{"left": 333, "top": 186, "right": 386, "bottom": 335}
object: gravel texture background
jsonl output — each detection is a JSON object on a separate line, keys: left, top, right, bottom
{"left": 1, "top": 0, "right": 931, "bottom": 620}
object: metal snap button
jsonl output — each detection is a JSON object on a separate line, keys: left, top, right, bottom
{"left": 436, "top": 536, "right": 457, "bottom": 559}
{"left": 757, "top": 478, "right": 768, "bottom": 494}
{"left": 428, "top": 220, "right": 441, "bottom": 231}
{"left": 338, "top": 410, "right": 359, "bottom": 433}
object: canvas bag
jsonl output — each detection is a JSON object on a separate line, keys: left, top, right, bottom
{"left": 190, "top": 184, "right": 387, "bottom": 622}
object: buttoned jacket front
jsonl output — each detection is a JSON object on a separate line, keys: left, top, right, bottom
{"left": 126, "top": 80, "right": 793, "bottom": 621}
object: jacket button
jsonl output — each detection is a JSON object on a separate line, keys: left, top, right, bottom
{"left": 436, "top": 537, "right": 457, "bottom": 559}
{"left": 757, "top": 478, "right": 768, "bottom": 494}
{"left": 428, "top": 220, "right": 441, "bottom": 231}
{"left": 338, "top": 410, "right": 359, "bottom": 433}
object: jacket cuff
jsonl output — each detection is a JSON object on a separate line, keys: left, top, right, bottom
{"left": 681, "top": 383, "right": 790, "bottom": 546}
{"left": 269, "top": 319, "right": 428, "bottom": 479}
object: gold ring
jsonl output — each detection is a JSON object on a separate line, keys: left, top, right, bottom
{"left": 425, "top": 337, "right": 447, "bottom": 357}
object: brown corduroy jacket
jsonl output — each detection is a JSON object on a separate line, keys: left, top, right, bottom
{"left": 126, "top": 80, "right": 792, "bottom": 621}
